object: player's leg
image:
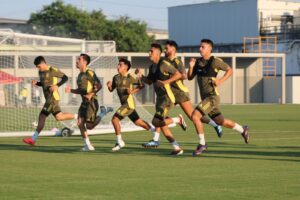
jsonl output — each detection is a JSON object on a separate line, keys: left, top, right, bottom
{"left": 191, "top": 99, "right": 214, "bottom": 156}
{"left": 152, "top": 101, "right": 183, "bottom": 155}
{"left": 212, "top": 114, "right": 249, "bottom": 144}
{"left": 78, "top": 103, "right": 95, "bottom": 151}
{"left": 23, "top": 102, "right": 52, "bottom": 146}
{"left": 52, "top": 101, "right": 77, "bottom": 121}
{"left": 111, "top": 105, "right": 132, "bottom": 151}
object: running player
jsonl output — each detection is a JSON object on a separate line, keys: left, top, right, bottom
{"left": 143, "top": 40, "right": 223, "bottom": 148}
{"left": 23, "top": 56, "right": 77, "bottom": 146}
{"left": 188, "top": 39, "right": 250, "bottom": 156}
{"left": 107, "top": 58, "right": 156, "bottom": 151}
{"left": 136, "top": 43, "right": 184, "bottom": 155}
{"left": 65, "top": 53, "right": 111, "bottom": 151}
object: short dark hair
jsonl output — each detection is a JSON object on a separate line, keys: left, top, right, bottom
{"left": 201, "top": 39, "right": 214, "bottom": 49}
{"left": 80, "top": 53, "right": 91, "bottom": 65}
{"left": 165, "top": 40, "right": 178, "bottom": 50}
{"left": 34, "top": 56, "right": 46, "bottom": 65}
{"left": 119, "top": 58, "right": 131, "bottom": 71}
{"left": 151, "top": 43, "right": 162, "bottom": 52}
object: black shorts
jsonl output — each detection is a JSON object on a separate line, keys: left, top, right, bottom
{"left": 78, "top": 98, "right": 99, "bottom": 123}
{"left": 41, "top": 100, "right": 61, "bottom": 116}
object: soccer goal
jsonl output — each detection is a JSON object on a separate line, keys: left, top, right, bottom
{"left": 0, "top": 30, "right": 154, "bottom": 137}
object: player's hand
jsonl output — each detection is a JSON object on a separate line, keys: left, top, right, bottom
{"left": 50, "top": 85, "right": 58, "bottom": 92}
{"left": 32, "top": 80, "right": 38, "bottom": 86}
{"left": 127, "top": 88, "right": 133, "bottom": 94}
{"left": 65, "top": 85, "right": 71, "bottom": 93}
{"left": 106, "top": 81, "right": 112, "bottom": 88}
{"left": 84, "top": 93, "right": 94, "bottom": 101}
{"left": 156, "top": 80, "right": 165, "bottom": 87}
{"left": 135, "top": 68, "right": 142, "bottom": 77}
{"left": 212, "top": 79, "right": 221, "bottom": 86}
{"left": 189, "top": 58, "right": 196, "bottom": 68}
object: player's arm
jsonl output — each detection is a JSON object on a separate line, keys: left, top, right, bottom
{"left": 107, "top": 76, "right": 116, "bottom": 92}
{"left": 128, "top": 75, "right": 145, "bottom": 94}
{"left": 187, "top": 58, "right": 197, "bottom": 80}
{"left": 32, "top": 80, "right": 42, "bottom": 87}
{"left": 157, "top": 61, "right": 181, "bottom": 86}
{"left": 213, "top": 58, "right": 233, "bottom": 86}
{"left": 176, "top": 58, "right": 187, "bottom": 80}
{"left": 135, "top": 68, "right": 153, "bottom": 85}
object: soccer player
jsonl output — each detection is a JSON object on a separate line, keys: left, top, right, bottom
{"left": 107, "top": 58, "right": 156, "bottom": 151}
{"left": 23, "top": 56, "right": 77, "bottom": 146}
{"left": 188, "top": 39, "right": 250, "bottom": 156}
{"left": 136, "top": 43, "right": 184, "bottom": 155}
{"left": 65, "top": 53, "right": 111, "bottom": 151}
{"left": 142, "top": 40, "right": 223, "bottom": 148}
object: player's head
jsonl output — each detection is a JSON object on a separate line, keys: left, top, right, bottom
{"left": 76, "top": 53, "right": 90, "bottom": 69}
{"left": 34, "top": 56, "right": 47, "bottom": 71}
{"left": 149, "top": 43, "right": 162, "bottom": 63}
{"left": 200, "top": 39, "right": 214, "bottom": 57}
{"left": 118, "top": 58, "right": 131, "bottom": 74}
{"left": 164, "top": 40, "right": 178, "bottom": 57}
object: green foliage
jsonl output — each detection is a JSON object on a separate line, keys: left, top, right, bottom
{"left": 28, "top": 1, "right": 153, "bottom": 52}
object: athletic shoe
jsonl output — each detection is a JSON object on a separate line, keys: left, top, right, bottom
{"left": 241, "top": 125, "right": 250, "bottom": 144}
{"left": 81, "top": 144, "right": 95, "bottom": 151}
{"left": 23, "top": 138, "right": 35, "bottom": 146}
{"left": 112, "top": 141, "right": 125, "bottom": 151}
{"left": 142, "top": 140, "right": 160, "bottom": 148}
{"left": 170, "top": 148, "right": 184, "bottom": 155}
{"left": 178, "top": 114, "right": 187, "bottom": 131}
{"left": 192, "top": 144, "right": 208, "bottom": 156}
{"left": 215, "top": 125, "right": 223, "bottom": 138}
{"left": 99, "top": 106, "right": 114, "bottom": 119}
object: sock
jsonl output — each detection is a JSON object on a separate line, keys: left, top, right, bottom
{"left": 31, "top": 131, "right": 39, "bottom": 141}
{"left": 208, "top": 119, "right": 218, "bottom": 128}
{"left": 117, "top": 134, "right": 122, "bottom": 144}
{"left": 198, "top": 133, "right": 205, "bottom": 145}
{"left": 84, "top": 137, "right": 91, "bottom": 146}
{"left": 172, "top": 117, "right": 180, "bottom": 124}
{"left": 171, "top": 141, "right": 180, "bottom": 150}
{"left": 74, "top": 113, "right": 78, "bottom": 119}
{"left": 149, "top": 124, "right": 156, "bottom": 132}
{"left": 153, "top": 132, "right": 160, "bottom": 141}
{"left": 233, "top": 123, "right": 244, "bottom": 133}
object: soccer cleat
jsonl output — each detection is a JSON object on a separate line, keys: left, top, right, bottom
{"left": 192, "top": 144, "right": 208, "bottom": 156}
{"left": 214, "top": 125, "right": 223, "bottom": 138}
{"left": 99, "top": 106, "right": 114, "bottom": 119}
{"left": 170, "top": 148, "right": 184, "bottom": 156}
{"left": 178, "top": 114, "right": 187, "bottom": 131}
{"left": 241, "top": 125, "right": 250, "bottom": 144}
{"left": 81, "top": 144, "right": 95, "bottom": 151}
{"left": 112, "top": 141, "right": 125, "bottom": 151}
{"left": 142, "top": 140, "right": 160, "bottom": 148}
{"left": 23, "top": 138, "right": 36, "bottom": 146}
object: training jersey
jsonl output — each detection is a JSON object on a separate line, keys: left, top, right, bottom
{"left": 76, "top": 68, "right": 100, "bottom": 101}
{"left": 38, "top": 66, "right": 65, "bottom": 101}
{"left": 146, "top": 58, "right": 178, "bottom": 103}
{"left": 190, "top": 56, "right": 230, "bottom": 99}
{"left": 168, "top": 57, "right": 189, "bottom": 93}
{"left": 111, "top": 73, "right": 142, "bottom": 109}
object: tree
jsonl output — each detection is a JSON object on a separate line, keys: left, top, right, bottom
{"left": 28, "top": 1, "right": 153, "bottom": 52}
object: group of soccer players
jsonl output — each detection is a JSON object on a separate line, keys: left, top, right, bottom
{"left": 23, "top": 38, "right": 250, "bottom": 156}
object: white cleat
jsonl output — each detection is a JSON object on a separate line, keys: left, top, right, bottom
{"left": 112, "top": 141, "right": 125, "bottom": 151}
{"left": 81, "top": 144, "right": 95, "bottom": 152}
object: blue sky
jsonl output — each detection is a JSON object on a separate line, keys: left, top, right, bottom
{"left": 0, "top": 0, "right": 213, "bottom": 30}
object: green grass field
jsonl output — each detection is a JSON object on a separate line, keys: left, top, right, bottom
{"left": 0, "top": 105, "right": 300, "bottom": 200}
